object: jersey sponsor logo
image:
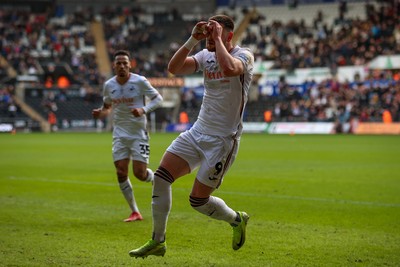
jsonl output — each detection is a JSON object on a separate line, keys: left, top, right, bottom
{"left": 205, "top": 69, "right": 223, "bottom": 80}
{"left": 112, "top": 97, "right": 134, "bottom": 104}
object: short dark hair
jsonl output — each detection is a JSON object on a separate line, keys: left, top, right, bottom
{"left": 209, "top": 15, "right": 234, "bottom": 32}
{"left": 113, "top": 50, "right": 131, "bottom": 60}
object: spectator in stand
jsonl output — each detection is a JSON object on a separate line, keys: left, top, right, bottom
{"left": 382, "top": 109, "right": 393, "bottom": 123}
{"left": 264, "top": 109, "right": 272, "bottom": 122}
{"left": 7, "top": 101, "right": 17, "bottom": 117}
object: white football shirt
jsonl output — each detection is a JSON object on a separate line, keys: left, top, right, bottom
{"left": 192, "top": 45, "right": 254, "bottom": 136}
{"left": 103, "top": 73, "right": 162, "bottom": 138}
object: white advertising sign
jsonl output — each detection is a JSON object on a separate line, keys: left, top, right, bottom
{"left": 270, "top": 122, "right": 335, "bottom": 134}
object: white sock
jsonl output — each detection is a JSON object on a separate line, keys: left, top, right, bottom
{"left": 145, "top": 168, "right": 154, "bottom": 183}
{"left": 152, "top": 176, "right": 172, "bottom": 242}
{"left": 119, "top": 178, "right": 139, "bottom": 213}
{"left": 191, "top": 196, "right": 238, "bottom": 225}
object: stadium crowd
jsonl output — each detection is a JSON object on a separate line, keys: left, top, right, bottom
{"left": 0, "top": 6, "right": 104, "bottom": 90}
{"left": 261, "top": 73, "right": 400, "bottom": 127}
{"left": 239, "top": 0, "right": 400, "bottom": 125}
{"left": 241, "top": 1, "right": 400, "bottom": 70}
{"left": 0, "top": 0, "right": 399, "bottom": 128}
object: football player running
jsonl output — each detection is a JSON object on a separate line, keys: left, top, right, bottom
{"left": 92, "top": 50, "right": 163, "bottom": 222}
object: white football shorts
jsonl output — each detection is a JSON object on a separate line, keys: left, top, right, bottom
{"left": 166, "top": 127, "right": 240, "bottom": 188}
{"left": 112, "top": 136, "right": 150, "bottom": 163}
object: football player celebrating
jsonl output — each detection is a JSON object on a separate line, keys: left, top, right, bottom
{"left": 129, "top": 14, "right": 254, "bottom": 258}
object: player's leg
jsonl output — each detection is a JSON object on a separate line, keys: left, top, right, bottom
{"left": 114, "top": 159, "right": 142, "bottom": 221}
{"left": 131, "top": 137, "right": 154, "bottom": 183}
{"left": 132, "top": 160, "right": 154, "bottom": 182}
{"left": 190, "top": 178, "right": 249, "bottom": 250}
{"left": 153, "top": 152, "right": 191, "bottom": 240}
{"left": 120, "top": 138, "right": 152, "bottom": 221}
{"left": 190, "top": 178, "right": 239, "bottom": 227}
{"left": 129, "top": 151, "right": 191, "bottom": 258}
{"left": 130, "top": 130, "right": 198, "bottom": 258}
{"left": 113, "top": 138, "right": 142, "bottom": 222}
{"left": 189, "top": 134, "right": 249, "bottom": 250}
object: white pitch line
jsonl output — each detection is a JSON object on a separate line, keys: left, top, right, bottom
{"left": 6, "top": 176, "right": 400, "bottom": 208}
{"left": 218, "top": 191, "right": 400, "bottom": 208}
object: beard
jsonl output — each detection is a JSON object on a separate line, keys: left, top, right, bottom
{"left": 117, "top": 70, "right": 129, "bottom": 77}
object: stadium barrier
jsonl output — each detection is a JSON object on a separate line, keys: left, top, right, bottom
{"left": 240, "top": 122, "right": 400, "bottom": 135}
{"left": 267, "top": 122, "right": 336, "bottom": 134}
{"left": 165, "top": 122, "right": 336, "bottom": 134}
{"left": 0, "top": 123, "right": 13, "bottom": 133}
{"left": 354, "top": 123, "right": 400, "bottom": 135}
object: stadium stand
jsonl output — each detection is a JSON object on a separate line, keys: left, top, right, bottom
{"left": 235, "top": 0, "right": 400, "bottom": 126}
{"left": 0, "top": 0, "right": 399, "bottom": 133}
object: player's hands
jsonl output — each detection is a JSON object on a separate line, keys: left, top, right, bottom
{"left": 183, "top": 20, "right": 213, "bottom": 51}
{"left": 132, "top": 108, "right": 145, "bottom": 117}
{"left": 92, "top": 108, "right": 102, "bottom": 119}
{"left": 191, "top": 21, "right": 210, "bottom": 41}
{"left": 207, "top": 20, "right": 223, "bottom": 40}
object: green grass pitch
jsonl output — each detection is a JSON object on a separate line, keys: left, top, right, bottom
{"left": 1, "top": 132, "right": 399, "bottom": 266}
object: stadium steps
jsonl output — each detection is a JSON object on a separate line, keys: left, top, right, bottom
{"left": 12, "top": 95, "right": 50, "bottom": 132}
{"left": 91, "top": 21, "right": 112, "bottom": 77}
{"left": 233, "top": 7, "right": 258, "bottom": 45}
{"left": 0, "top": 55, "right": 17, "bottom": 79}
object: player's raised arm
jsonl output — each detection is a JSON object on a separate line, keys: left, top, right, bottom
{"left": 168, "top": 21, "right": 209, "bottom": 75}
{"left": 208, "top": 19, "right": 244, "bottom": 77}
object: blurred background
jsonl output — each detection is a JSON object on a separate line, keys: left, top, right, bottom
{"left": 0, "top": 0, "right": 399, "bottom": 134}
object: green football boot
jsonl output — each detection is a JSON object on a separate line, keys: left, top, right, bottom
{"left": 129, "top": 240, "right": 166, "bottom": 258}
{"left": 232, "top": 211, "right": 249, "bottom": 250}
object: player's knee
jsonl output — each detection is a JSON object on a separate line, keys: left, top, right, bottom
{"left": 116, "top": 169, "right": 127, "bottom": 180}
{"left": 189, "top": 195, "right": 211, "bottom": 215}
{"left": 133, "top": 168, "right": 147, "bottom": 181}
{"left": 154, "top": 166, "right": 175, "bottom": 183}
